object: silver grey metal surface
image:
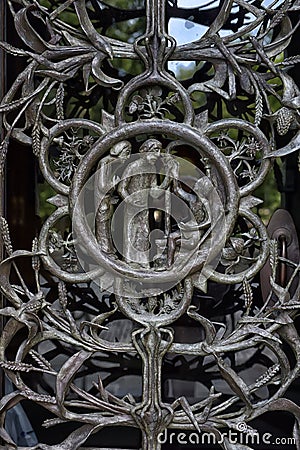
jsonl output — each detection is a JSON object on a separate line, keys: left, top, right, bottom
{"left": 0, "top": 0, "right": 300, "bottom": 449}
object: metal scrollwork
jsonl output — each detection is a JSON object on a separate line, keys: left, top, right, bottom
{"left": 1, "top": 0, "right": 300, "bottom": 449}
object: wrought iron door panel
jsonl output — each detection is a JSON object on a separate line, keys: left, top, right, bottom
{"left": 0, "top": 0, "right": 300, "bottom": 449}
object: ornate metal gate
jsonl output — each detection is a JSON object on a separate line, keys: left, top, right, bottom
{"left": 1, "top": 0, "right": 300, "bottom": 449}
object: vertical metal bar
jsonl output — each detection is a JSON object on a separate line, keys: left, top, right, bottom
{"left": 0, "top": 0, "right": 6, "bottom": 234}
{"left": 133, "top": 326, "right": 172, "bottom": 450}
{"left": 0, "top": 0, "right": 6, "bottom": 425}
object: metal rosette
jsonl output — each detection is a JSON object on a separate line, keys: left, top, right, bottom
{"left": 39, "top": 119, "right": 106, "bottom": 195}
{"left": 203, "top": 118, "right": 272, "bottom": 284}
{"left": 38, "top": 119, "right": 106, "bottom": 283}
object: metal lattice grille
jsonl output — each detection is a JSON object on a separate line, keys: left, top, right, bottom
{"left": 1, "top": 0, "right": 300, "bottom": 449}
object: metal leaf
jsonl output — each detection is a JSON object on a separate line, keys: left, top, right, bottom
{"left": 268, "top": 398, "right": 300, "bottom": 422}
{"left": 265, "top": 16, "right": 293, "bottom": 58}
{"left": 270, "top": 277, "right": 290, "bottom": 303}
{"left": 239, "top": 196, "right": 263, "bottom": 211}
{"left": 267, "top": 131, "right": 300, "bottom": 158}
{"left": 74, "top": 0, "right": 113, "bottom": 57}
{"left": 0, "top": 78, "right": 48, "bottom": 113}
{"left": 0, "top": 391, "right": 24, "bottom": 415}
{"left": 239, "top": 324, "right": 282, "bottom": 343}
{"left": 56, "top": 350, "right": 92, "bottom": 408}
{"left": 91, "top": 54, "right": 123, "bottom": 90}
{"left": 0, "top": 426, "right": 17, "bottom": 447}
{"left": 187, "top": 306, "right": 216, "bottom": 344}
{"left": 0, "top": 40, "right": 28, "bottom": 57}
{"left": 39, "top": 424, "right": 103, "bottom": 450}
{"left": 47, "top": 194, "right": 68, "bottom": 207}
{"left": 216, "top": 356, "right": 252, "bottom": 408}
{"left": 101, "top": 110, "right": 115, "bottom": 131}
{"left": 14, "top": 5, "right": 48, "bottom": 53}
{"left": 194, "top": 110, "right": 208, "bottom": 131}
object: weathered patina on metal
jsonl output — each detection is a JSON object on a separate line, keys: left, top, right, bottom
{"left": 1, "top": 0, "right": 300, "bottom": 448}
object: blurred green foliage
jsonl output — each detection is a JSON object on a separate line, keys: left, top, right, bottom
{"left": 38, "top": 184, "right": 56, "bottom": 222}
{"left": 255, "top": 168, "right": 281, "bottom": 225}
